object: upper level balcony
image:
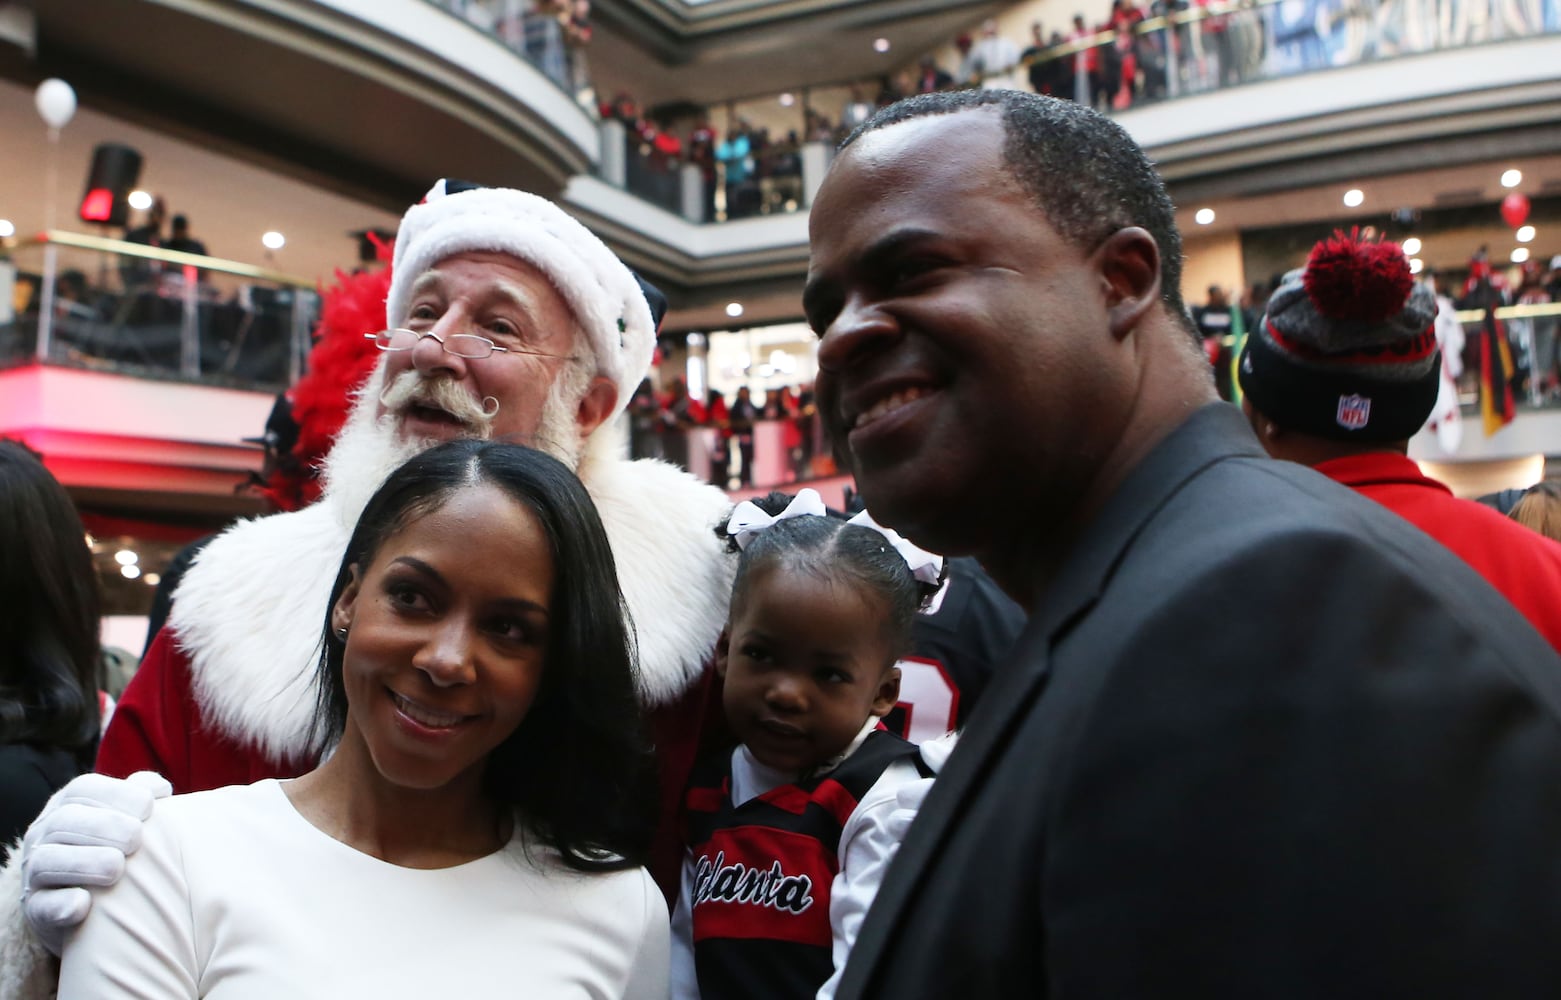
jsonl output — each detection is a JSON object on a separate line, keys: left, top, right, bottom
{"left": 3, "top": 0, "right": 1560, "bottom": 470}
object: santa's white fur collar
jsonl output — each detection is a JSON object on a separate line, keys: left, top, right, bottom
{"left": 170, "top": 371, "right": 735, "bottom": 766}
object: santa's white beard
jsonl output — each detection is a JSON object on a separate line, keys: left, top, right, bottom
{"left": 321, "top": 363, "right": 586, "bottom": 525}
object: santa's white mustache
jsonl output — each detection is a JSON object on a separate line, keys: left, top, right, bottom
{"left": 378, "top": 371, "right": 500, "bottom": 431}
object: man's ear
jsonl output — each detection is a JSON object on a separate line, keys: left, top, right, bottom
{"left": 713, "top": 628, "right": 732, "bottom": 679}
{"left": 870, "top": 664, "right": 902, "bottom": 718}
{"left": 331, "top": 565, "right": 362, "bottom": 634}
{"left": 574, "top": 376, "right": 619, "bottom": 439}
{"left": 1098, "top": 227, "right": 1162, "bottom": 340}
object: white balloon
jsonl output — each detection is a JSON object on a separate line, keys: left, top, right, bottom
{"left": 35, "top": 78, "right": 77, "bottom": 129}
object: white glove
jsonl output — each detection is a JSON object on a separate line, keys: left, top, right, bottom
{"left": 19, "top": 771, "right": 171, "bottom": 956}
{"left": 886, "top": 732, "right": 959, "bottom": 841}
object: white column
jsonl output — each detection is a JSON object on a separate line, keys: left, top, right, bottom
{"left": 599, "top": 119, "right": 627, "bottom": 189}
{"left": 680, "top": 162, "right": 705, "bottom": 223}
{"left": 801, "top": 141, "right": 831, "bottom": 208}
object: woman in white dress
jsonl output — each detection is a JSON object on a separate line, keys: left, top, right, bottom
{"left": 59, "top": 440, "right": 669, "bottom": 999}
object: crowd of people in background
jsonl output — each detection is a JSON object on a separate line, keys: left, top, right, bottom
{"left": 429, "top": 0, "right": 1559, "bottom": 225}
{"left": 627, "top": 376, "right": 820, "bottom": 489}
{"left": 925, "top": 0, "right": 1558, "bottom": 114}
{"left": 431, "top": 0, "right": 595, "bottom": 101}
{"left": 600, "top": 95, "right": 810, "bottom": 221}
{"left": 1194, "top": 251, "right": 1561, "bottom": 412}
{"left": 9, "top": 83, "right": 1561, "bottom": 1000}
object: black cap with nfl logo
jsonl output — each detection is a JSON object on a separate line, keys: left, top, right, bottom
{"left": 1238, "top": 230, "right": 1441, "bottom": 443}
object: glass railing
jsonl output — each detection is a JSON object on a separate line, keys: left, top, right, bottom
{"left": 599, "top": 121, "right": 811, "bottom": 223}
{"left": 1210, "top": 299, "right": 1561, "bottom": 418}
{"left": 1453, "top": 300, "right": 1561, "bottom": 411}
{"left": 975, "top": 0, "right": 1558, "bottom": 114}
{"left": 1, "top": 231, "right": 319, "bottom": 391}
{"left": 423, "top": 0, "right": 589, "bottom": 102}
{"left": 593, "top": 3, "right": 1556, "bottom": 221}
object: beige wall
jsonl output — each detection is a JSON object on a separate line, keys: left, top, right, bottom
{"left": 1180, "top": 231, "right": 1246, "bottom": 307}
{"left": 1418, "top": 455, "right": 1546, "bottom": 499}
{"left": 0, "top": 78, "right": 400, "bottom": 287}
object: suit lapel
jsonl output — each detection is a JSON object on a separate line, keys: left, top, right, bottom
{"left": 838, "top": 404, "right": 1264, "bottom": 997}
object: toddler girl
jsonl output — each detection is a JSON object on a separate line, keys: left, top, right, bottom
{"left": 670, "top": 488, "right": 947, "bottom": 1000}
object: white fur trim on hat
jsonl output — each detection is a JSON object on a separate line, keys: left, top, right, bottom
{"left": 386, "top": 181, "right": 655, "bottom": 418}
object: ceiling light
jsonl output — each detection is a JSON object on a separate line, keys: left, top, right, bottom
{"left": 1501, "top": 169, "right": 1523, "bottom": 188}
{"left": 262, "top": 231, "right": 286, "bottom": 250}
{"left": 1511, "top": 247, "right": 1530, "bottom": 263}
{"left": 0, "top": 219, "right": 13, "bottom": 238}
{"left": 114, "top": 549, "right": 138, "bottom": 566}
{"left": 127, "top": 190, "right": 153, "bottom": 210}
{"left": 1400, "top": 237, "right": 1422, "bottom": 255}
{"left": 1409, "top": 257, "right": 1423, "bottom": 274}
{"left": 144, "top": 572, "right": 162, "bottom": 586}
{"left": 779, "top": 93, "right": 795, "bottom": 107}
{"left": 873, "top": 37, "right": 891, "bottom": 53}
{"left": 1194, "top": 208, "right": 1215, "bottom": 225}
{"left": 120, "top": 564, "right": 141, "bottom": 580}
{"left": 1342, "top": 189, "right": 1364, "bottom": 208}
{"left": 1516, "top": 225, "right": 1536, "bottom": 243}
{"left": 725, "top": 302, "right": 744, "bottom": 318}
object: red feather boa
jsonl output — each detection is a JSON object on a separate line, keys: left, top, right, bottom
{"left": 257, "top": 236, "right": 392, "bottom": 511}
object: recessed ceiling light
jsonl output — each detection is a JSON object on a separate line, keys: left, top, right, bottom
{"left": 120, "top": 564, "right": 141, "bottom": 580}
{"left": 128, "top": 190, "right": 153, "bottom": 210}
{"left": 1409, "top": 257, "right": 1423, "bottom": 274}
{"left": 262, "top": 231, "right": 286, "bottom": 250}
{"left": 1194, "top": 208, "right": 1215, "bottom": 225}
{"left": 1511, "top": 247, "right": 1530, "bottom": 264}
{"left": 1501, "top": 169, "right": 1523, "bottom": 188}
{"left": 0, "top": 219, "right": 13, "bottom": 238}
{"left": 1401, "top": 237, "right": 1422, "bottom": 255}
{"left": 725, "top": 302, "right": 744, "bottom": 318}
{"left": 873, "top": 37, "right": 891, "bottom": 53}
{"left": 114, "top": 549, "right": 138, "bottom": 566}
{"left": 1516, "top": 225, "right": 1536, "bottom": 243}
{"left": 779, "top": 92, "right": 795, "bottom": 107}
{"left": 144, "top": 572, "right": 162, "bottom": 586}
{"left": 1342, "top": 189, "right": 1365, "bottom": 208}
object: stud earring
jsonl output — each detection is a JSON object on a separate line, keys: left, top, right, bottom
{"left": 335, "top": 627, "right": 348, "bottom": 641}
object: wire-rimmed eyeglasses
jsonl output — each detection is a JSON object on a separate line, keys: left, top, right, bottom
{"left": 365, "top": 329, "right": 513, "bottom": 360}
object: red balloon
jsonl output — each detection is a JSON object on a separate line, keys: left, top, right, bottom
{"left": 1501, "top": 192, "right": 1531, "bottom": 229}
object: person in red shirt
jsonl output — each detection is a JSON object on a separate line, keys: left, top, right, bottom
{"left": 1239, "top": 231, "right": 1561, "bottom": 652}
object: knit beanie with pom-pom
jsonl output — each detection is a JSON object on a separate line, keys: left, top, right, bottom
{"left": 1237, "top": 230, "right": 1441, "bottom": 442}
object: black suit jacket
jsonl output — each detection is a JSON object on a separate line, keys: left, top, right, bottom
{"left": 838, "top": 404, "right": 1561, "bottom": 998}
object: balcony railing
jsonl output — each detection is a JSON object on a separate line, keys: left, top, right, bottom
{"left": 1, "top": 232, "right": 319, "bottom": 391}
{"left": 423, "top": 0, "right": 588, "bottom": 100}
{"left": 1453, "top": 300, "right": 1561, "bottom": 410}
{"left": 598, "top": 5, "right": 1558, "bottom": 223}
{"left": 953, "top": 0, "right": 1558, "bottom": 114}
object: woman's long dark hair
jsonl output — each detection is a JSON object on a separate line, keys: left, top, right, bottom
{"left": 0, "top": 442, "right": 101, "bottom": 764}
{"left": 311, "top": 440, "right": 654, "bottom": 870}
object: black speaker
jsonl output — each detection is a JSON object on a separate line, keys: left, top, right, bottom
{"left": 79, "top": 143, "right": 143, "bottom": 228}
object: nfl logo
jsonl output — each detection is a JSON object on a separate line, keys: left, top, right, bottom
{"left": 1336, "top": 393, "right": 1372, "bottom": 430}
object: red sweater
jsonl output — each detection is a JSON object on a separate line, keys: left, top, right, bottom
{"left": 1317, "top": 452, "right": 1561, "bottom": 653}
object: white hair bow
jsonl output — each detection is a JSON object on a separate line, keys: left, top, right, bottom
{"left": 846, "top": 508, "right": 945, "bottom": 586}
{"left": 726, "top": 489, "right": 946, "bottom": 592}
{"left": 726, "top": 488, "right": 828, "bottom": 549}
